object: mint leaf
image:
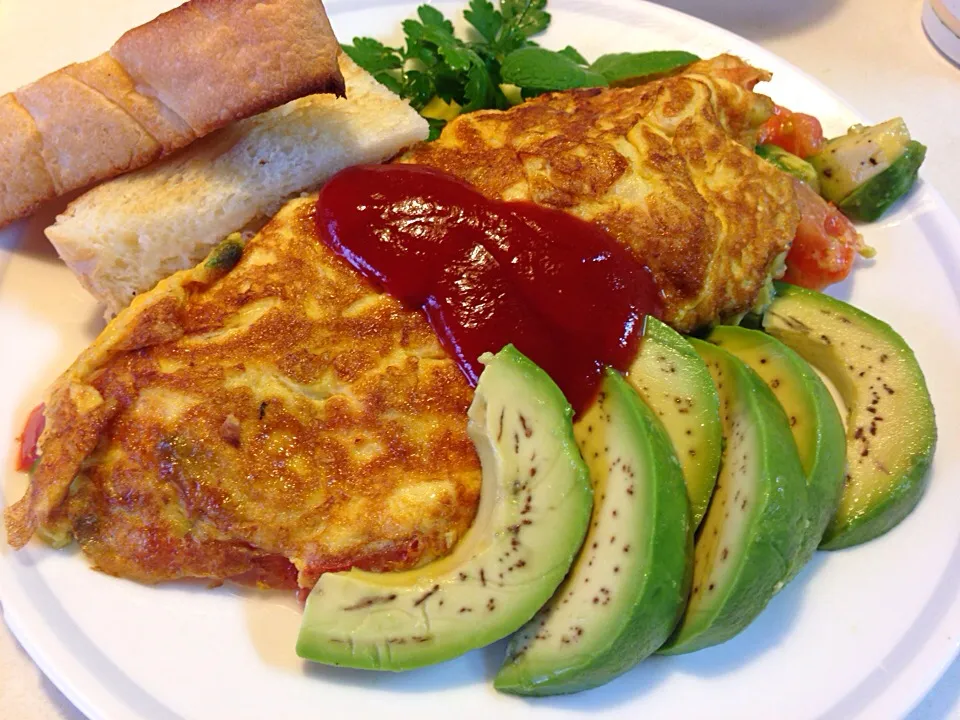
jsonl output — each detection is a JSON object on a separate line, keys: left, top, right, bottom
{"left": 465, "top": 0, "right": 502, "bottom": 43}
{"left": 558, "top": 45, "right": 588, "bottom": 66}
{"left": 342, "top": 37, "right": 402, "bottom": 74}
{"left": 501, "top": 0, "right": 550, "bottom": 38}
{"left": 501, "top": 47, "right": 608, "bottom": 91}
{"left": 591, "top": 50, "right": 700, "bottom": 85}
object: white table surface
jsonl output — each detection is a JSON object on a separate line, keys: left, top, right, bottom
{"left": 2, "top": 0, "right": 959, "bottom": 718}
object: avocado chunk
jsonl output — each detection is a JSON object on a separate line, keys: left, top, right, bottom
{"left": 295, "top": 345, "right": 593, "bottom": 670}
{"left": 756, "top": 144, "right": 821, "bottom": 194}
{"left": 762, "top": 283, "right": 937, "bottom": 549}
{"left": 495, "top": 370, "right": 692, "bottom": 695}
{"left": 659, "top": 339, "right": 807, "bottom": 655}
{"left": 810, "top": 117, "right": 925, "bottom": 220}
{"left": 707, "top": 326, "right": 846, "bottom": 580}
{"left": 625, "top": 317, "right": 722, "bottom": 528}
{"left": 838, "top": 141, "right": 927, "bottom": 221}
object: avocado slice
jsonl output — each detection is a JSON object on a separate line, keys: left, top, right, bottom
{"left": 756, "top": 144, "right": 821, "bottom": 194}
{"left": 295, "top": 345, "right": 593, "bottom": 670}
{"left": 810, "top": 118, "right": 913, "bottom": 203}
{"left": 625, "top": 317, "right": 722, "bottom": 528}
{"left": 659, "top": 339, "right": 807, "bottom": 655}
{"left": 495, "top": 370, "right": 692, "bottom": 695}
{"left": 707, "top": 326, "right": 846, "bottom": 580}
{"left": 762, "top": 283, "right": 937, "bottom": 549}
{"left": 838, "top": 141, "right": 927, "bottom": 222}
{"left": 809, "top": 117, "right": 925, "bottom": 220}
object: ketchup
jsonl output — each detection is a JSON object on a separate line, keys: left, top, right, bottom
{"left": 316, "top": 165, "right": 662, "bottom": 414}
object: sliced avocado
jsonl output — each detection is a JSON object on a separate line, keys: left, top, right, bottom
{"left": 756, "top": 144, "right": 821, "bottom": 194}
{"left": 495, "top": 370, "right": 691, "bottom": 695}
{"left": 762, "top": 283, "right": 936, "bottom": 549}
{"left": 296, "top": 345, "right": 593, "bottom": 670}
{"left": 707, "top": 326, "right": 846, "bottom": 580}
{"left": 838, "top": 141, "right": 927, "bottom": 221}
{"left": 810, "top": 117, "right": 915, "bottom": 204}
{"left": 659, "top": 339, "right": 807, "bottom": 655}
{"left": 625, "top": 317, "right": 721, "bottom": 529}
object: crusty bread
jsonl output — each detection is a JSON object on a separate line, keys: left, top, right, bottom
{"left": 46, "top": 56, "right": 430, "bottom": 316}
{"left": 0, "top": 0, "right": 344, "bottom": 228}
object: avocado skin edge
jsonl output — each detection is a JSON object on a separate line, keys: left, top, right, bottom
{"left": 706, "top": 325, "right": 846, "bottom": 578}
{"left": 495, "top": 370, "right": 692, "bottom": 695}
{"left": 763, "top": 282, "right": 937, "bottom": 550}
{"left": 659, "top": 339, "right": 807, "bottom": 655}
{"left": 627, "top": 316, "right": 722, "bottom": 530}
{"left": 838, "top": 140, "right": 927, "bottom": 222}
{"left": 295, "top": 344, "right": 594, "bottom": 671}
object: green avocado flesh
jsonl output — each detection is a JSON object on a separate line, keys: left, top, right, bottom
{"left": 763, "top": 283, "right": 937, "bottom": 549}
{"left": 626, "top": 317, "right": 722, "bottom": 528}
{"left": 810, "top": 117, "right": 912, "bottom": 204}
{"left": 707, "top": 326, "right": 846, "bottom": 580}
{"left": 495, "top": 370, "right": 692, "bottom": 695}
{"left": 838, "top": 141, "right": 926, "bottom": 222}
{"left": 756, "top": 144, "right": 820, "bottom": 193}
{"left": 660, "top": 339, "right": 807, "bottom": 655}
{"left": 295, "top": 345, "right": 593, "bottom": 670}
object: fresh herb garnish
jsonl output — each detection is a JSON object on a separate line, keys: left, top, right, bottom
{"left": 590, "top": 50, "right": 700, "bottom": 86}
{"left": 501, "top": 47, "right": 608, "bottom": 91}
{"left": 343, "top": 1, "right": 700, "bottom": 140}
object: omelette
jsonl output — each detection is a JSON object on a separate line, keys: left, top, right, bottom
{"left": 400, "top": 55, "right": 799, "bottom": 332}
{"left": 5, "top": 199, "right": 481, "bottom": 589}
{"left": 5, "top": 55, "right": 799, "bottom": 590}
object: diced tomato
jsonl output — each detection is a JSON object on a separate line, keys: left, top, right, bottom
{"left": 16, "top": 403, "right": 45, "bottom": 472}
{"left": 783, "top": 178, "right": 867, "bottom": 291}
{"left": 758, "top": 105, "right": 826, "bottom": 159}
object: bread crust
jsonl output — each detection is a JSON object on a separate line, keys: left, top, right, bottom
{"left": 0, "top": 0, "right": 343, "bottom": 228}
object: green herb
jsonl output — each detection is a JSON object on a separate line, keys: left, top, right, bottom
{"left": 590, "top": 50, "right": 700, "bottom": 86}
{"left": 557, "top": 45, "right": 589, "bottom": 66}
{"left": 343, "top": 1, "right": 696, "bottom": 139}
{"left": 206, "top": 234, "right": 246, "bottom": 271}
{"left": 501, "top": 47, "right": 608, "bottom": 91}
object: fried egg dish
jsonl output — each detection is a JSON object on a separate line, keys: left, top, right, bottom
{"left": 400, "top": 55, "right": 799, "bottom": 332}
{"left": 5, "top": 198, "right": 481, "bottom": 589}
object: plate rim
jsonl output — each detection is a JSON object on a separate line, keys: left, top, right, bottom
{"left": 2, "top": 1, "right": 960, "bottom": 718}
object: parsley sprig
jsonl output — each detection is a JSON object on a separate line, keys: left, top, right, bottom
{"left": 343, "top": 0, "right": 698, "bottom": 140}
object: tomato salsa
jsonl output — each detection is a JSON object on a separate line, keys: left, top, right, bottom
{"left": 316, "top": 164, "right": 662, "bottom": 414}
{"left": 16, "top": 403, "right": 45, "bottom": 472}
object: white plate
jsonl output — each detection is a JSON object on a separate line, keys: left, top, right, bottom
{"left": 2, "top": 1, "right": 960, "bottom": 718}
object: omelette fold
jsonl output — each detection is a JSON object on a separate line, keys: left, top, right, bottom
{"left": 5, "top": 56, "right": 800, "bottom": 590}
{"left": 5, "top": 199, "right": 481, "bottom": 589}
{"left": 401, "top": 55, "right": 799, "bottom": 332}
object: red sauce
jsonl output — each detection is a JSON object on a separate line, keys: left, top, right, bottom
{"left": 316, "top": 165, "right": 662, "bottom": 414}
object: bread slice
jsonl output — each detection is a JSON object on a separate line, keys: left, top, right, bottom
{"left": 46, "top": 56, "right": 429, "bottom": 316}
{"left": 0, "top": 0, "right": 344, "bottom": 228}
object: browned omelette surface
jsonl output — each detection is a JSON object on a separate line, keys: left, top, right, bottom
{"left": 400, "top": 55, "right": 800, "bottom": 332}
{"left": 4, "top": 197, "right": 481, "bottom": 589}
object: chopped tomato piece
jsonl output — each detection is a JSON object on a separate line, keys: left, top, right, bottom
{"left": 16, "top": 403, "right": 45, "bottom": 472}
{"left": 783, "top": 178, "right": 869, "bottom": 291}
{"left": 758, "top": 105, "right": 826, "bottom": 159}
